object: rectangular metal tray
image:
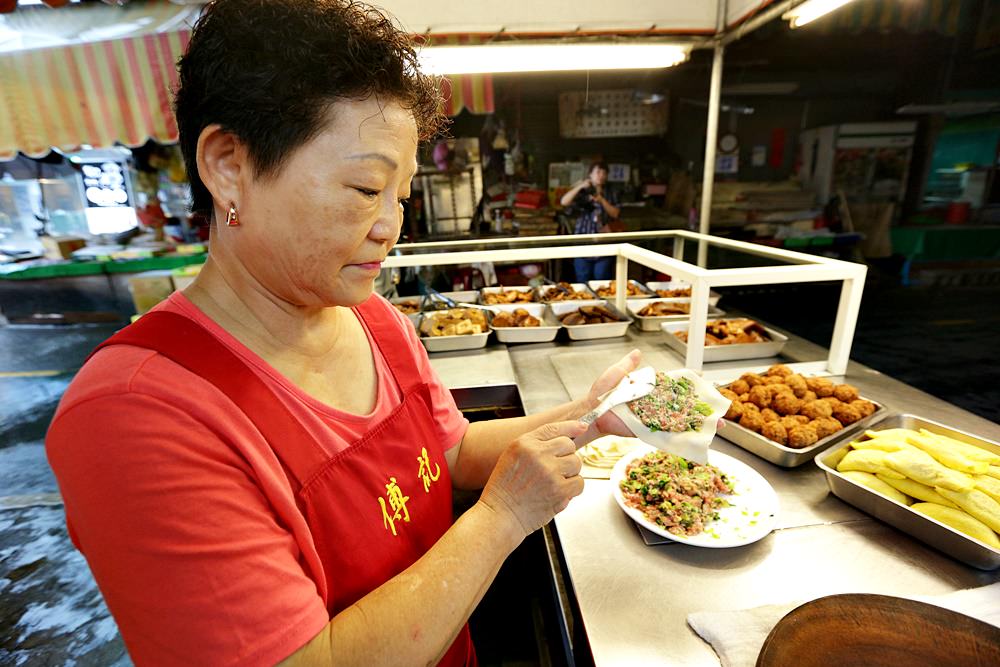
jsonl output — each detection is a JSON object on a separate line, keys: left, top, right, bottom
{"left": 480, "top": 285, "right": 536, "bottom": 305}
{"left": 535, "top": 282, "right": 598, "bottom": 303}
{"left": 661, "top": 320, "right": 789, "bottom": 361}
{"left": 418, "top": 311, "right": 492, "bottom": 352}
{"left": 720, "top": 395, "right": 887, "bottom": 467}
{"left": 816, "top": 413, "right": 1000, "bottom": 570}
{"left": 626, "top": 297, "right": 726, "bottom": 332}
{"left": 549, "top": 300, "right": 633, "bottom": 341}
{"left": 587, "top": 279, "right": 655, "bottom": 300}
{"left": 488, "top": 303, "right": 561, "bottom": 344}
{"left": 420, "top": 290, "right": 480, "bottom": 312}
{"left": 645, "top": 280, "right": 721, "bottom": 307}
{"left": 388, "top": 296, "right": 422, "bottom": 326}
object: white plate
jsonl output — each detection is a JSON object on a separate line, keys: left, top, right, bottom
{"left": 549, "top": 300, "right": 633, "bottom": 340}
{"left": 610, "top": 444, "right": 778, "bottom": 548}
{"left": 488, "top": 303, "right": 561, "bottom": 344}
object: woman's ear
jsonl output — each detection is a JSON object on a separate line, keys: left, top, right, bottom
{"left": 196, "top": 124, "right": 247, "bottom": 211}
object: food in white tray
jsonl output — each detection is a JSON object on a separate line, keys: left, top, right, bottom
{"left": 419, "top": 308, "right": 487, "bottom": 337}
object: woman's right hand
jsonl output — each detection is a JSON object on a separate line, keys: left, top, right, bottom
{"left": 479, "top": 420, "right": 588, "bottom": 537}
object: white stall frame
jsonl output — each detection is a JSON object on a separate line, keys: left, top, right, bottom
{"left": 385, "top": 229, "right": 867, "bottom": 378}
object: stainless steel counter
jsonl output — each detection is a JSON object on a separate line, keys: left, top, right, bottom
{"left": 428, "top": 328, "right": 1000, "bottom": 666}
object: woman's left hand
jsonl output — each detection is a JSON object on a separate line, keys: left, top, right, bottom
{"left": 576, "top": 349, "right": 642, "bottom": 445}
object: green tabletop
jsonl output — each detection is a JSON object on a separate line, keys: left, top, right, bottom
{"left": 0, "top": 254, "right": 207, "bottom": 280}
{"left": 892, "top": 225, "right": 1000, "bottom": 261}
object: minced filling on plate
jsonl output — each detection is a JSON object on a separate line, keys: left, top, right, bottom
{"left": 619, "top": 451, "right": 733, "bottom": 536}
{"left": 627, "top": 372, "right": 713, "bottom": 432}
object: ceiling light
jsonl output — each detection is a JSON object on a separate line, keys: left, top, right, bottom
{"left": 782, "top": 0, "right": 858, "bottom": 29}
{"left": 418, "top": 42, "right": 690, "bottom": 76}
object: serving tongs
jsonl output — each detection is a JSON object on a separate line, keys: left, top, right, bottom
{"left": 579, "top": 366, "right": 657, "bottom": 427}
{"left": 421, "top": 287, "right": 458, "bottom": 312}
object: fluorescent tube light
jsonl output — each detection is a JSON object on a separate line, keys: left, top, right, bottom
{"left": 418, "top": 42, "right": 689, "bottom": 75}
{"left": 782, "top": 0, "right": 858, "bottom": 29}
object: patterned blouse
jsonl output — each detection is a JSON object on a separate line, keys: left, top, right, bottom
{"left": 570, "top": 186, "right": 619, "bottom": 235}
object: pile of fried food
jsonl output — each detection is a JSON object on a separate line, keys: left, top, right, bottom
{"left": 392, "top": 299, "right": 420, "bottom": 314}
{"left": 558, "top": 305, "right": 622, "bottom": 325}
{"left": 638, "top": 301, "right": 691, "bottom": 317}
{"left": 491, "top": 308, "right": 541, "bottom": 328}
{"left": 719, "top": 364, "right": 878, "bottom": 449}
{"left": 654, "top": 286, "right": 692, "bottom": 298}
{"left": 835, "top": 427, "right": 1000, "bottom": 549}
{"left": 675, "top": 319, "right": 770, "bottom": 346}
{"left": 539, "top": 282, "right": 593, "bottom": 302}
{"left": 419, "top": 308, "right": 487, "bottom": 337}
{"left": 482, "top": 288, "right": 534, "bottom": 305}
{"left": 595, "top": 280, "right": 646, "bottom": 297}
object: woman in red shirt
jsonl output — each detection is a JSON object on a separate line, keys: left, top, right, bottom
{"left": 46, "top": 1, "right": 640, "bottom": 665}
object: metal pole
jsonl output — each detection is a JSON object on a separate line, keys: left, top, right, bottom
{"left": 697, "top": 39, "right": 725, "bottom": 267}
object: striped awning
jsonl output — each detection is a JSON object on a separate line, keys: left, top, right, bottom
{"left": 440, "top": 74, "right": 495, "bottom": 116}
{"left": 0, "top": 30, "right": 189, "bottom": 161}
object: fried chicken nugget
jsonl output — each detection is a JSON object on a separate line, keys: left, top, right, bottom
{"left": 725, "top": 401, "right": 744, "bottom": 421}
{"left": 739, "top": 393, "right": 750, "bottom": 401}
{"left": 788, "top": 424, "right": 820, "bottom": 449}
{"left": 772, "top": 391, "right": 803, "bottom": 416}
{"left": 741, "top": 373, "right": 766, "bottom": 387}
{"left": 802, "top": 390, "right": 818, "bottom": 402}
{"left": 766, "top": 384, "right": 790, "bottom": 398}
{"left": 850, "top": 399, "right": 877, "bottom": 417}
{"left": 761, "top": 421, "right": 788, "bottom": 445}
{"left": 718, "top": 388, "right": 739, "bottom": 402}
{"left": 766, "top": 364, "right": 793, "bottom": 377}
{"left": 780, "top": 415, "right": 807, "bottom": 431}
{"left": 761, "top": 408, "right": 780, "bottom": 423}
{"left": 728, "top": 379, "right": 750, "bottom": 396}
{"left": 748, "top": 385, "right": 771, "bottom": 409}
{"left": 833, "top": 384, "right": 860, "bottom": 403}
{"left": 812, "top": 417, "right": 842, "bottom": 439}
{"left": 764, "top": 375, "right": 787, "bottom": 385}
{"left": 739, "top": 411, "right": 765, "bottom": 433}
{"left": 832, "top": 402, "right": 863, "bottom": 425}
{"left": 785, "top": 374, "right": 808, "bottom": 398}
{"left": 819, "top": 396, "right": 842, "bottom": 409}
{"left": 805, "top": 377, "right": 835, "bottom": 397}
{"left": 800, "top": 399, "right": 834, "bottom": 420}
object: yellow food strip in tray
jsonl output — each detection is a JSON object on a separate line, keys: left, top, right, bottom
{"left": 911, "top": 503, "right": 1000, "bottom": 549}
{"left": 838, "top": 449, "right": 905, "bottom": 479}
{"left": 877, "top": 474, "right": 958, "bottom": 509}
{"left": 974, "top": 474, "right": 1000, "bottom": 504}
{"left": 907, "top": 434, "right": 989, "bottom": 474}
{"left": 852, "top": 436, "right": 913, "bottom": 453}
{"left": 935, "top": 487, "right": 1000, "bottom": 534}
{"left": 841, "top": 470, "right": 910, "bottom": 505}
{"left": 985, "top": 465, "right": 1000, "bottom": 481}
{"left": 884, "top": 448, "right": 974, "bottom": 492}
{"left": 919, "top": 429, "right": 1000, "bottom": 465}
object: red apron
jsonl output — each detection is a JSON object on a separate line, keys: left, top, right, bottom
{"left": 92, "top": 298, "right": 476, "bottom": 666}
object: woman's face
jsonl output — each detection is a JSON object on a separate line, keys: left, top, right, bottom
{"left": 231, "top": 97, "right": 418, "bottom": 307}
{"left": 590, "top": 166, "right": 608, "bottom": 186}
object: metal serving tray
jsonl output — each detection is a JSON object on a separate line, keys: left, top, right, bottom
{"left": 720, "top": 395, "right": 886, "bottom": 467}
{"left": 549, "top": 300, "right": 633, "bottom": 341}
{"left": 645, "top": 280, "right": 722, "bottom": 307}
{"left": 420, "top": 290, "right": 480, "bottom": 311}
{"left": 816, "top": 413, "right": 1000, "bottom": 570}
{"left": 480, "top": 285, "right": 535, "bottom": 305}
{"left": 417, "top": 310, "right": 492, "bottom": 352}
{"left": 488, "top": 303, "right": 561, "bottom": 344}
{"left": 660, "top": 320, "right": 789, "bottom": 362}
{"left": 535, "top": 282, "right": 597, "bottom": 303}
{"left": 626, "top": 297, "right": 726, "bottom": 332}
{"left": 388, "top": 296, "right": 422, "bottom": 326}
{"left": 587, "top": 279, "right": 655, "bottom": 300}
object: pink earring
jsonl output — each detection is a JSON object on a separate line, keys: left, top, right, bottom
{"left": 226, "top": 203, "right": 240, "bottom": 227}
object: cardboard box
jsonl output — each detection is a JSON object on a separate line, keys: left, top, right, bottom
{"left": 127, "top": 270, "right": 175, "bottom": 314}
{"left": 41, "top": 235, "right": 87, "bottom": 260}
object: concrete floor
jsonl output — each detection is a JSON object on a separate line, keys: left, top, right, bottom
{"left": 1, "top": 278, "right": 998, "bottom": 665}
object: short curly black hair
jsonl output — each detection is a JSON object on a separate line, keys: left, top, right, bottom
{"left": 175, "top": 0, "right": 447, "bottom": 219}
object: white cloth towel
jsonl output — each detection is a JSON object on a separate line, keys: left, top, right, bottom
{"left": 686, "top": 582, "right": 1000, "bottom": 667}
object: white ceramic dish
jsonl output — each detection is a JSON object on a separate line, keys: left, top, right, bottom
{"left": 611, "top": 444, "right": 779, "bottom": 548}
{"left": 645, "top": 281, "right": 722, "bottom": 307}
{"left": 488, "top": 303, "right": 561, "bottom": 344}
{"left": 418, "top": 311, "right": 491, "bottom": 352}
{"left": 480, "top": 285, "right": 536, "bottom": 305}
{"left": 536, "top": 282, "right": 598, "bottom": 303}
{"left": 587, "top": 279, "right": 655, "bottom": 299}
{"left": 661, "top": 320, "right": 789, "bottom": 362}
{"left": 549, "top": 300, "right": 633, "bottom": 341}
{"left": 627, "top": 297, "right": 726, "bottom": 331}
